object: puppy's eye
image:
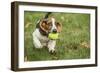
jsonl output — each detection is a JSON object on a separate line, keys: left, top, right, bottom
{"left": 47, "top": 22, "right": 52, "bottom": 29}
{"left": 55, "top": 22, "right": 61, "bottom": 26}
{"left": 48, "top": 22, "right": 52, "bottom": 26}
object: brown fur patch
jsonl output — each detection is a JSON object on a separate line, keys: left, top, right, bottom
{"left": 56, "top": 22, "right": 62, "bottom": 33}
{"left": 39, "top": 18, "right": 62, "bottom": 33}
{"left": 40, "top": 19, "right": 52, "bottom": 33}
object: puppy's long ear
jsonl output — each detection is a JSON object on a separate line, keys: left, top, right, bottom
{"left": 39, "top": 20, "right": 48, "bottom": 33}
{"left": 56, "top": 22, "right": 62, "bottom": 33}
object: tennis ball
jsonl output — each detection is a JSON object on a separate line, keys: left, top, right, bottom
{"left": 48, "top": 33, "right": 59, "bottom": 40}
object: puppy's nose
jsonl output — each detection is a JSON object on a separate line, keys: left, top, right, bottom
{"left": 53, "top": 29, "right": 57, "bottom": 33}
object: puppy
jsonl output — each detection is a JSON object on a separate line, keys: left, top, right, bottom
{"left": 32, "top": 17, "right": 62, "bottom": 53}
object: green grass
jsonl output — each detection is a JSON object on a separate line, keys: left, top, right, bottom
{"left": 24, "top": 11, "right": 90, "bottom": 61}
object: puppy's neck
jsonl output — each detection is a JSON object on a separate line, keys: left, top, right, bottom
{"left": 39, "top": 27, "right": 48, "bottom": 37}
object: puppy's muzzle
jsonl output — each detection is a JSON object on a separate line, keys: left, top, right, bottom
{"left": 52, "top": 29, "right": 57, "bottom": 33}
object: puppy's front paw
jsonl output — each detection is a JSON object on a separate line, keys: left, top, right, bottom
{"left": 49, "top": 49, "right": 56, "bottom": 55}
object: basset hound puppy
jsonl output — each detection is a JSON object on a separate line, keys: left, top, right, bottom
{"left": 32, "top": 17, "right": 62, "bottom": 53}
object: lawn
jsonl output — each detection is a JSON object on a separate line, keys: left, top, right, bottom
{"left": 24, "top": 11, "right": 90, "bottom": 61}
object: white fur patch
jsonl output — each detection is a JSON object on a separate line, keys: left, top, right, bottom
{"left": 33, "top": 28, "right": 56, "bottom": 52}
{"left": 51, "top": 18, "right": 57, "bottom": 32}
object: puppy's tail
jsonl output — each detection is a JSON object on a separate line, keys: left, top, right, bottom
{"left": 44, "top": 12, "right": 52, "bottom": 19}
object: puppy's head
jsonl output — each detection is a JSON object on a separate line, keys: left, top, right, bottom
{"left": 39, "top": 18, "right": 62, "bottom": 34}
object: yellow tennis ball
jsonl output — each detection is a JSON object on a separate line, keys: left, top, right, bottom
{"left": 48, "top": 33, "right": 59, "bottom": 40}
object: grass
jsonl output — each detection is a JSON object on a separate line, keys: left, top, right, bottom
{"left": 24, "top": 11, "right": 90, "bottom": 61}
